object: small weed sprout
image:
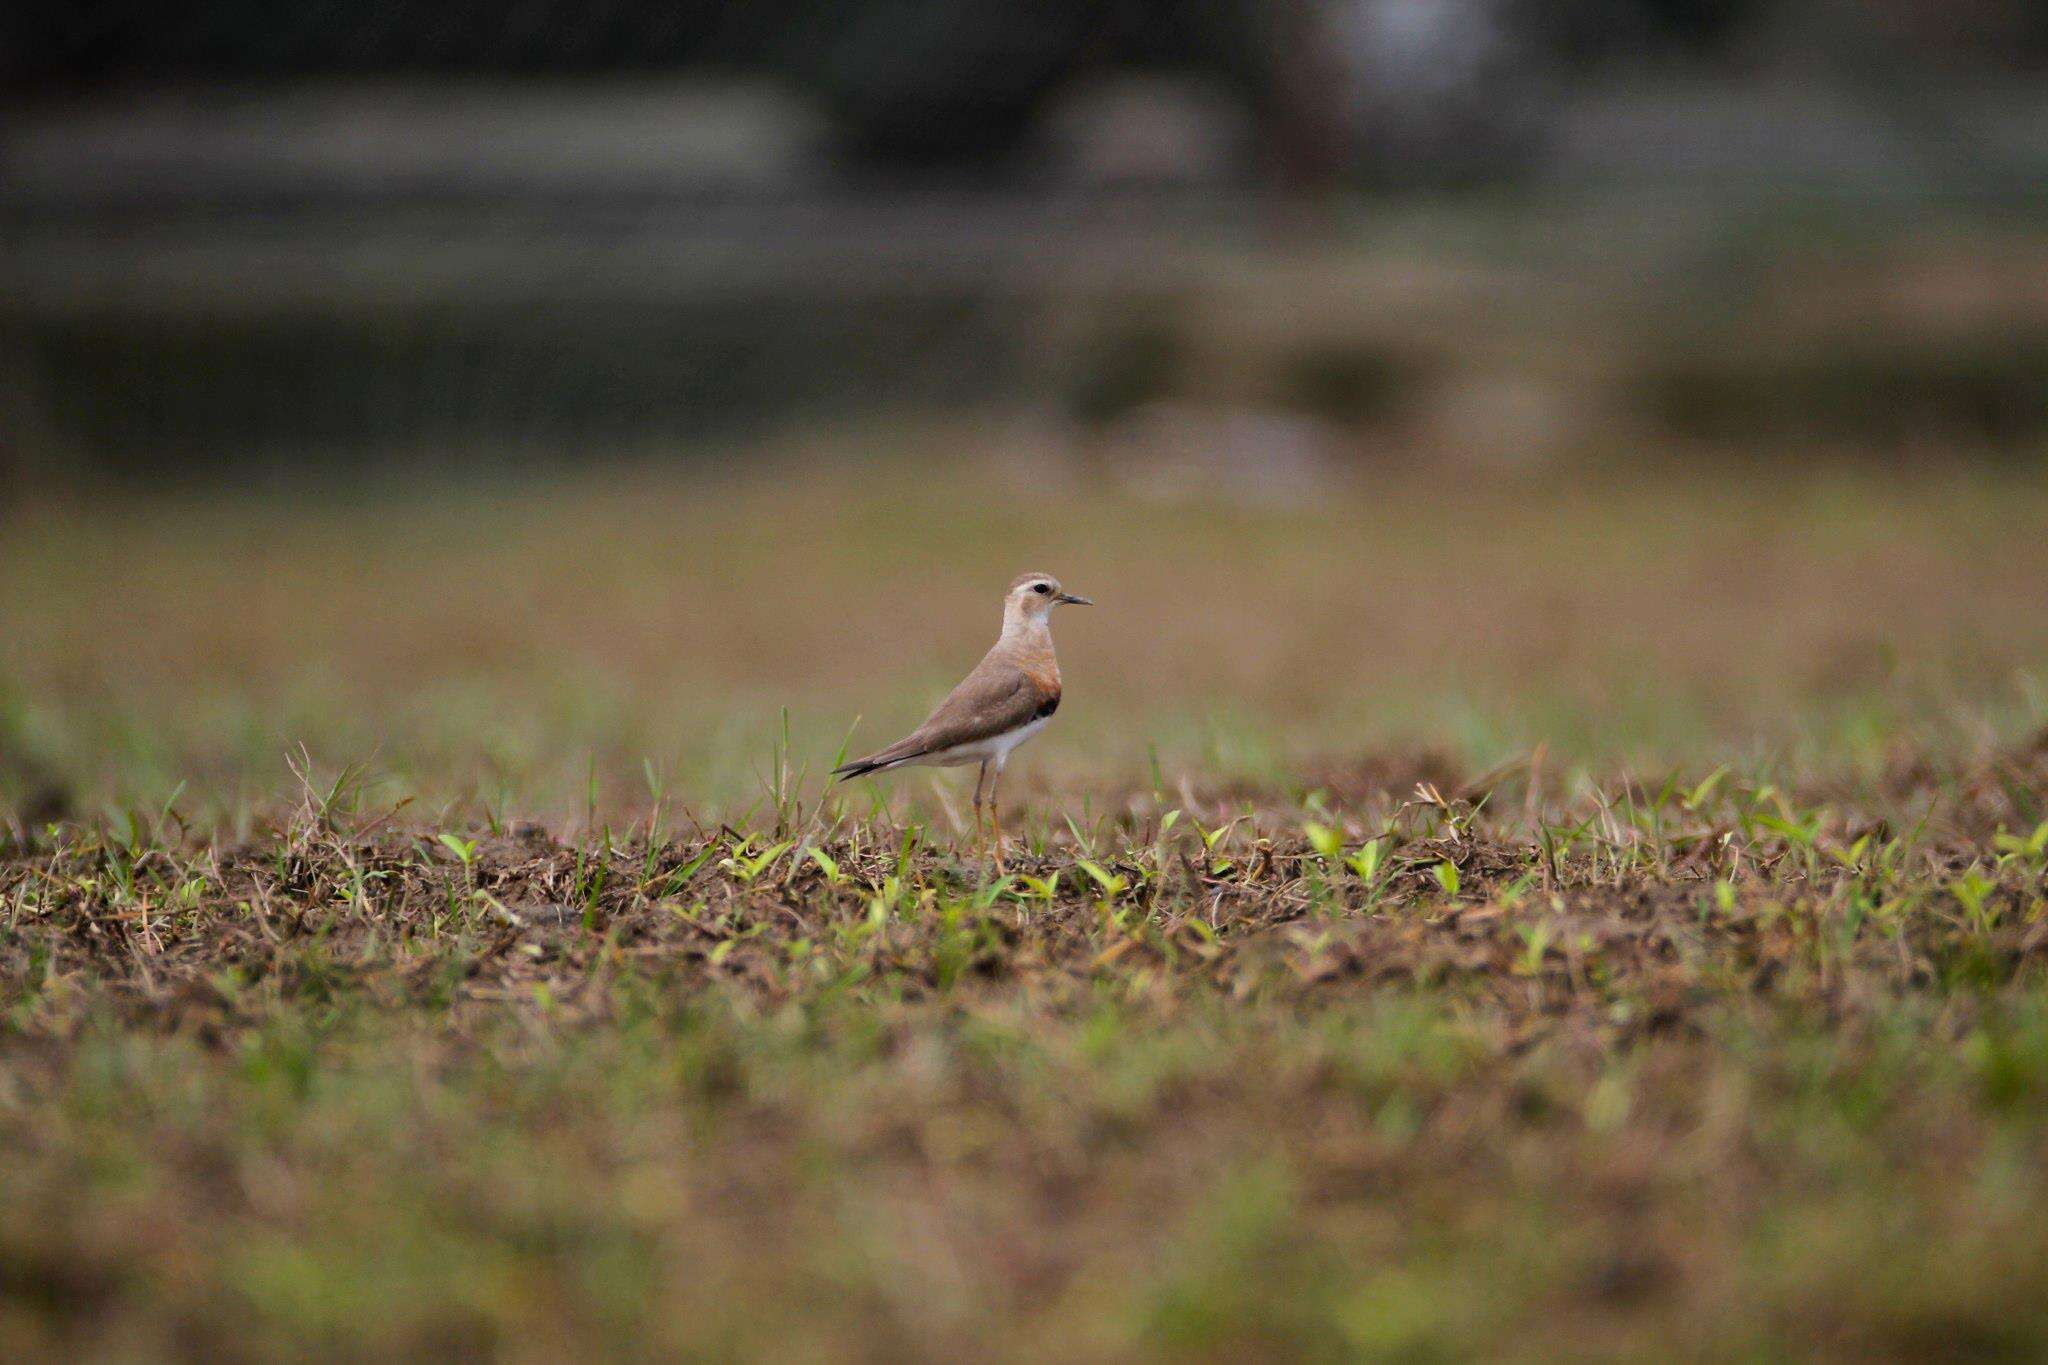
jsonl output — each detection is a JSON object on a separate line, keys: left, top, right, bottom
{"left": 806, "top": 847, "right": 844, "bottom": 884}
{"left": 437, "top": 833, "right": 479, "bottom": 878}
{"left": 719, "top": 836, "right": 794, "bottom": 885}
{"left": 1994, "top": 818, "right": 2048, "bottom": 868}
{"left": 1950, "top": 868, "right": 2000, "bottom": 934}
{"left": 1076, "top": 859, "right": 1130, "bottom": 901}
{"left": 1513, "top": 921, "right": 1556, "bottom": 976}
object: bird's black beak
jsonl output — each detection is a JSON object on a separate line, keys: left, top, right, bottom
{"left": 1056, "top": 593, "right": 1093, "bottom": 606}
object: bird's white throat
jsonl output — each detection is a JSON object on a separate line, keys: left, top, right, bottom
{"left": 999, "top": 609, "right": 1055, "bottom": 652}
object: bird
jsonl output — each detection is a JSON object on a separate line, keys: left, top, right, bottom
{"left": 833, "top": 572, "right": 1092, "bottom": 871}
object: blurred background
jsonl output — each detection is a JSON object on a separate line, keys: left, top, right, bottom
{"left": 3, "top": 0, "right": 2048, "bottom": 821}
{"left": 10, "top": 0, "right": 2048, "bottom": 480}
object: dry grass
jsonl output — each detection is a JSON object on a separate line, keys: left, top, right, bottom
{"left": 5, "top": 736, "right": 2048, "bottom": 1358}
{"left": 4, "top": 446, "right": 2048, "bottom": 1358}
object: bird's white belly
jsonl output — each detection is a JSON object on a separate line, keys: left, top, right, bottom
{"left": 925, "top": 716, "right": 1051, "bottom": 768}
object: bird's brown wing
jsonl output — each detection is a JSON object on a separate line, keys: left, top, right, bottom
{"left": 834, "top": 654, "right": 1054, "bottom": 777}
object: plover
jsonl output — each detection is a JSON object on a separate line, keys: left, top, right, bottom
{"left": 834, "top": 572, "right": 1092, "bottom": 870}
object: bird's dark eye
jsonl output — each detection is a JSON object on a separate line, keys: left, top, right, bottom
{"left": 1033, "top": 583, "right": 1051, "bottom": 595}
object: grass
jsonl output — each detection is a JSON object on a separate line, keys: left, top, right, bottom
{"left": 4, "top": 442, "right": 2048, "bottom": 821}
{"left": 4, "top": 443, "right": 2048, "bottom": 1357}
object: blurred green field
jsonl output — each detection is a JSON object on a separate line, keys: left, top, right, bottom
{"left": 5, "top": 441, "right": 2048, "bottom": 1359}
{"left": 4, "top": 436, "right": 2046, "bottom": 826}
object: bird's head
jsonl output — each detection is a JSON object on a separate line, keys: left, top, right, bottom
{"left": 1005, "top": 572, "right": 1091, "bottom": 625}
